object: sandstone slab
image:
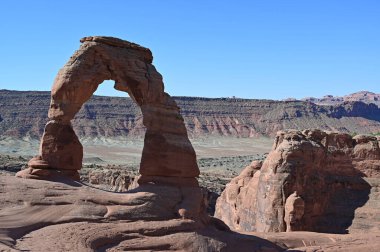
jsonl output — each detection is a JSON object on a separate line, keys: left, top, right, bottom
{"left": 0, "top": 176, "right": 282, "bottom": 252}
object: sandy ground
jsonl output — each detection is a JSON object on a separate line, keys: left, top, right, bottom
{"left": 0, "top": 136, "right": 272, "bottom": 208}
{"left": 0, "top": 136, "right": 273, "bottom": 165}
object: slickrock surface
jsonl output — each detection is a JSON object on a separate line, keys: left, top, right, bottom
{"left": 2, "top": 90, "right": 380, "bottom": 140}
{"left": 1, "top": 176, "right": 379, "bottom": 251}
{"left": 215, "top": 129, "right": 380, "bottom": 234}
{"left": 15, "top": 36, "right": 199, "bottom": 182}
{"left": 0, "top": 176, "right": 283, "bottom": 252}
{"left": 253, "top": 231, "right": 380, "bottom": 252}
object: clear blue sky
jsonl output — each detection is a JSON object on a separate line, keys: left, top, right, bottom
{"left": 0, "top": 0, "right": 379, "bottom": 99}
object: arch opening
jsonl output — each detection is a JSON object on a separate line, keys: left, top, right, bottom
{"left": 94, "top": 80, "right": 129, "bottom": 98}
{"left": 75, "top": 79, "right": 144, "bottom": 166}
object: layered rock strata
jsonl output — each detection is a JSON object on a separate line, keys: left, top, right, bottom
{"left": 215, "top": 129, "right": 380, "bottom": 233}
{"left": 16, "top": 36, "right": 199, "bottom": 183}
{"left": 2, "top": 90, "right": 380, "bottom": 140}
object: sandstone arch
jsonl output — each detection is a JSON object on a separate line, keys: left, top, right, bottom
{"left": 16, "top": 36, "right": 199, "bottom": 183}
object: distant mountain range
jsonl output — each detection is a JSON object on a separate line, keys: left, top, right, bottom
{"left": 1, "top": 90, "right": 380, "bottom": 139}
{"left": 301, "top": 91, "right": 380, "bottom": 106}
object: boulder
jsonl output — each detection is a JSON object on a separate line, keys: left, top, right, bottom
{"left": 87, "top": 169, "right": 133, "bottom": 192}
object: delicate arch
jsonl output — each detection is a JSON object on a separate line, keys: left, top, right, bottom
{"left": 16, "top": 36, "right": 199, "bottom": 183}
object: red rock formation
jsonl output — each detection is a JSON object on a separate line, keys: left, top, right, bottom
{"left": 215, "top": 129, "right": 380, "bottom": 233}
{"left": 16, "top": 36, "right": 199, "bottom": 183}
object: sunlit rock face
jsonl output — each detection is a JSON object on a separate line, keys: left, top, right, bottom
{"left": 215, "top": 129, "right": 380, "bottom": 233}
{"left": 16, "top": 36, "right": 199, "bottom": 182}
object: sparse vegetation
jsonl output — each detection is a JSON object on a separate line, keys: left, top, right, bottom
{"left": 350, "top": 131, "right": 358, "bottom": 137}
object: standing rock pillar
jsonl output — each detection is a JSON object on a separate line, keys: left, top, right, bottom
{"left": 138, "top": 102, "right": 199, "bottom": 186}
{"left": 21, "top": 121, "right": 83, "bottom": 180}
{"left": 284, "top": 191, "right": 305, "bottom": 232}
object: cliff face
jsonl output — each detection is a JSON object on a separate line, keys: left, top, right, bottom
{"left": 0, "top": 90, "right": 144, "bottom": 139}
{"left": 1, "top": 90, "right": 380, "bottom": 139}
{"left": 328, "top": 101, "right": 380, "bottom": 120}
{"left": 0, "top": 90, "right": 48, "bottom": 138}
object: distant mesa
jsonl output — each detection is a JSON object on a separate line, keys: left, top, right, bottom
{"left": 282, "top": 97, "right": 298, "bottom": 102}
{"left": 1, "top": 89, "right": 380, "bottom": 139}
